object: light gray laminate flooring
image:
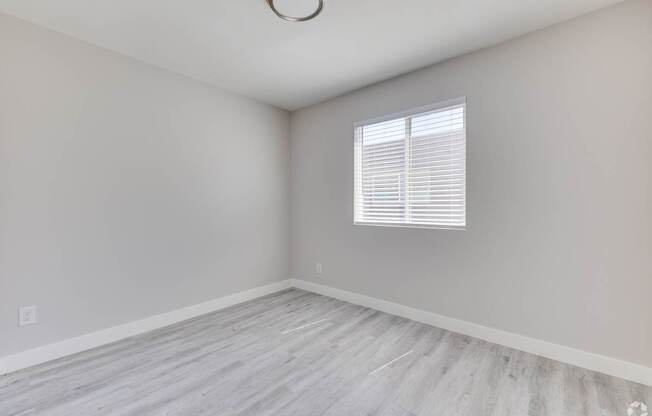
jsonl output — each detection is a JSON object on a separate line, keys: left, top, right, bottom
{"left": 1, "top": 289, "right": 650, "bottom": 415}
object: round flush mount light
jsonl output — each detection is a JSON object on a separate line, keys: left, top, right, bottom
{"left": 266, "top": 0, "right": 324, "bottom": 22}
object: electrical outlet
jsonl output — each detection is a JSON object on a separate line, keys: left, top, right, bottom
{"left": 316, "top": 262, "right": 323, "bottom": 274}
{"left": 18, "top": 305, "right": 37, "bottom": 327}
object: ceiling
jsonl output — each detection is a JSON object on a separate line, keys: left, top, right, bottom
{"left": 0, "top": 0, "right": 622, "bottom": 110}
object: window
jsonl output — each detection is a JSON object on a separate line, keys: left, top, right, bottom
{"left": 354, "top": 98, "right": 466, "bottom": 229}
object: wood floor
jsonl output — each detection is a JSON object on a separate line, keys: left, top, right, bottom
{"left": 1, "top": 289, "right": 650, "bottom": 415}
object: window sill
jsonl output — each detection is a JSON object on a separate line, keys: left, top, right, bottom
{"left": 353, "top": 221, "right": 466, "bottom": 231}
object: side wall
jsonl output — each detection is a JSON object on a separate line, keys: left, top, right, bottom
{"left": 291, "top": 0, "right": 652, "bottom": 368}
{"left": 0, "top": 13, "right": 291, "bottom": 357}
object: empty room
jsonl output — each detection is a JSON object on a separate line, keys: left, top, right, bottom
{"left": 0, "top": 0, "right": 650, "bottom": 414}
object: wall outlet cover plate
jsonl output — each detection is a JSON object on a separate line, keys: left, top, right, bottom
{"left": 18, "top": 305, "right": 37, "bottom": 327}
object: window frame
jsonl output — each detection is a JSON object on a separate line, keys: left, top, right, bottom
{"left": 353, "top": 97, "right": 467, "bottom": 231}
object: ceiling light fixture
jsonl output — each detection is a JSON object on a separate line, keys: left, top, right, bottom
{"left": 266, "top": 0, "right": 324, "bottom": 22}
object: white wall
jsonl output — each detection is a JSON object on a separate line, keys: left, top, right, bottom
{"left": 291, "top": 0, "right": 652, "bottom": 368}
{"left": 0, "top": 13, "right": 290, "bottom": 357}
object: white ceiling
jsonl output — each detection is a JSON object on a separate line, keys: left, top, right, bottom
{"left": 0, "top": 0, "right": 622, "bottom": 110}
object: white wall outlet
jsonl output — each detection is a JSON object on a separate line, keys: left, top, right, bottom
{"left": 18, "top": 305, "right": 37, "bottom": 327}
{"left": 316, "top": 262, "right": 323, "bottom": 274}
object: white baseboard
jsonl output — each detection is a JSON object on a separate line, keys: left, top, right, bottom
{"left": 3, "top": 278, "right": 650, "bottom": 387}
{"left": 0, "top": 279, "right": 293, "bottom": 376}
{"left": 291, "top": 278, "right": 652, "bottom": 387}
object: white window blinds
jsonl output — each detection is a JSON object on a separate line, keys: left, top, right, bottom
{"left": 354, "top": 99, "right": 466, "bottom": 229}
